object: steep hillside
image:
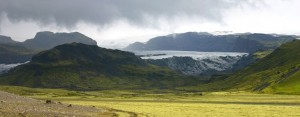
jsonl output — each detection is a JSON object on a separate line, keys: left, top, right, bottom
{"left": 0, "top": 43, "right": 35, "bottom": 64}
{"left": 24, "top": 31, "right": 97, "bottom": 50}
{"left": 196, "top": 40, "right": 300, "bottom": 94}
{"left": 0, "top": 43, "right": 199, "bottom": 90}
{"left": 126, "top": 32, "right": 295, "bottom": 53}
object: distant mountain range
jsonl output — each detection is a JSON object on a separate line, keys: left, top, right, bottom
{"left": 1, "top": 31, "right": 300, "bottom": 94}
{"left": 0, "top": 35, "right": 18, "bottom": 44}
{"left": 0, "top": 43, "right": 35, "bottom": 64}
{"left": 23, "top": 31, "right": 97, "bottom": 50}
{"left": 125, "top": 32, "right": 296, "bottom": 53}
{"left": 0, "top": 31, "right": 97, "bottom": 64}
{"left": 0, "top": 43, "right": 199, "bottom": 90}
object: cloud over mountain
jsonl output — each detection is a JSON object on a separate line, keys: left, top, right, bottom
{"left": 0, "top": 0, "right": 256, "bottom": 28}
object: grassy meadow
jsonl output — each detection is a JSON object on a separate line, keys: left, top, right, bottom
{"left": 1, "top": 85, "right": 300, "bottom": 117}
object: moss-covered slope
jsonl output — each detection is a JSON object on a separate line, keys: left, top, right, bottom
{"left": 200, "top": 40, "right": 300, "bottom": 94}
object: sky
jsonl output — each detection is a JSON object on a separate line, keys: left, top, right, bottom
{"left": 0, "top": 0, "right": 300, "bottom": 48}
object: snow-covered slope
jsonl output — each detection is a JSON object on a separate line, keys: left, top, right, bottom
{"left": 0, "top": 62, "right": 28, "bottom": 74}
{"left": 132, "top": 50, "right": 247, "bottom": 60}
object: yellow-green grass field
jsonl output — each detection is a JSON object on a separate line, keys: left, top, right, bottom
{"left": 1, "top": 85, "right": 300, "bottom": 117}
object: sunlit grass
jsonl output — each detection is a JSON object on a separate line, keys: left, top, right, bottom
{"left": 253, "top": 50, "right": 273, "bottom": 59}
{"left": 1, "top": 85, "right": 300, "bottom": 117}
{"left": 67, "top": 100, "right": 300, "bottom": 117}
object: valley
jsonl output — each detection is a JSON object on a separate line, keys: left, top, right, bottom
{"left": 1, "top": 85, "right": 300, "bottom": 117}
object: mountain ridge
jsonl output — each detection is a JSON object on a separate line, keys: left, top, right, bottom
{"left": 0, "top": 43, "right": 200, "bottom": 90}
{"left": 0, "top": 31, "right": 98, "bottom": 63}
{"left": 125, "top": 32, "right": 295, "bottom": 53}
{"left": 23, "top": 31, "right": 97, "bottom": 50}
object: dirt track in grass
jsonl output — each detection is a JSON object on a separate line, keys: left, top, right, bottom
{"left": 0, "top": 91, "right": 113, "bottom": 117}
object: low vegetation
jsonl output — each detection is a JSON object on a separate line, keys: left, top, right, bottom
{"left": 1, "top": 85, "right": 300, "bottom": 117}
{"left": 184, "top": 40, "right": 300, "bottom": 94}
{"left": 253, "top": 50, "right": 273, "bottom": 59}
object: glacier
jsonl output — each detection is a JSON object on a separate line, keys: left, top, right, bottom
{"left": 130, "top": 50, "right": 250, "bottom": 76}
{"left": 0, "top": 62, "right": 28, "bottom": 74}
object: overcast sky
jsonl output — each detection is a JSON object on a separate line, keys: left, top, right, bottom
{"left": 0, "top": 0, "right": 299, "bottom": 48}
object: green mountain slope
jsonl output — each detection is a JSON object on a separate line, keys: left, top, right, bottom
{"left": 0, "top": 43, "right": 199, "bottom": 90}
{"left": 0, "top": 43, "right": 36, "bottom": 64}
{"left": 195, "top": 40, "right": 300, "bottom": 94}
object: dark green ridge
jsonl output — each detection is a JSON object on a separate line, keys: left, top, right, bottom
{"left": 0, "top": 43, "right": 200, "bottom": 90}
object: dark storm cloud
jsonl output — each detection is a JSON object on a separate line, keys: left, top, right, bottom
{"left": 0, "top": 0, "right": 255, "bottom": 28}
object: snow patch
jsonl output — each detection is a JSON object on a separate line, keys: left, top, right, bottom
{"left": 0, "top": 62, "right": 28, "bottom": 74}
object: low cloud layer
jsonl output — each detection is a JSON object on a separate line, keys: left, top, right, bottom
{"left": 0, "top": 0, "right": 255, "bottom": 28}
